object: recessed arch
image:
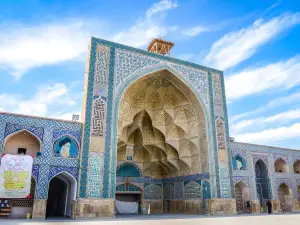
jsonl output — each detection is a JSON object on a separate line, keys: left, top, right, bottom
{"left": 116, "top": 69, "right": 207, "bottom": 180}
{"left": 274, "top": 158, "right": 289, "bottom": 173}
{"left": 3, "top": 129, "right": 41, "bottom": 155}
{"left": 53, "top": 135, "right": 79, "bottom": 158}
{"left": 46, "top": 171, "right": 77, "bottom": 218}
{"left": 116, "top": 163, "right": 142, "bottom": 177}
{"left": 293, "top": 160, "right": 300, "bottom": 174}
{"left": 233, "top": 154, "right": 246, "bottom": 170}
{"left": 234, "top": 181, "right": 250, "bottom": 213}
{"left": 110, "top": 65, "right": 212, "bottom": 200}
{"left": 255, "top": 159, "right": 270, "bottom": 206}
{"left": 278, "top": 183, "right": 293, "bottom": 212}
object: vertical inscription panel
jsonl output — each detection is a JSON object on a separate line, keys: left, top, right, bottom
{"left": 91, "top": 97, "right": 106, "bottom": 137}
{"left": 87, "top": 152, "right": 104, "bottom": 198}
{"left": 219, "top": 163, "right": 230, "bottom": 198}
{"left": 215, "top": 117, "right": 226, "bottom": 151}
{"left": 87, "top": 44, "right": 110, "bottom": 198}
{"left": 212, "top": 73, "right": 224, "bottom": 117}
{"left": 89, "top": 44, "right": 110, "bottom": 156}
{"left": 90, "top": 45, "right": 110, "bottom": 138}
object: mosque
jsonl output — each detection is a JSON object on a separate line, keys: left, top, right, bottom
{"left": 0, "top": 37, "right": 300, "bottom": 219}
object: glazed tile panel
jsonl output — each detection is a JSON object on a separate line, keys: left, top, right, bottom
{"left": 80, "top": 37, "right": 230, "bottom": 200}
{"left": 0, "top": 113, "right": 82, "bottom": 199}
{"left": 230, "top": 142, "right": 300, "bottom": 200}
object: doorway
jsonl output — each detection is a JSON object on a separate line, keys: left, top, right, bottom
{"left": 46, "top": 172, "right": 77, "bottom": 218}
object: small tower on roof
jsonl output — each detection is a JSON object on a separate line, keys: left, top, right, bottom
{"left": 147, "top": 38, "right": 174, "bottom": 56}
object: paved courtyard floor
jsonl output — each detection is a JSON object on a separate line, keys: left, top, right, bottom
{"left": 2, "top": 213, "right": 300, "bottom": 225}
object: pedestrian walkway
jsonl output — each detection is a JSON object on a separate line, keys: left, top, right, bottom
{"left": 1, "top": 213, "right": 300, "bottom": 225}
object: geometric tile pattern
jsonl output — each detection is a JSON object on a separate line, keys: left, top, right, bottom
{"left": 48, "top": 166, "right": 79, "bottom": 181}
{"left": 0, "top": 112, "right": 82, "bottom": 200}
{"left": 4, "top": 122, "right": 44, "bottom": 141}
{"left": 81, "top": 37, "right": 228, "bottom": 200}
{"left": 144, "top": 183, "right": 163, "bottom": 200}
{"left": 52, "top": 129, "right": 82, "bottom": 145}
{"left": 184, "top": 180, "right": 201, "bottom": 199}
{"left": 202, "top": 180, "right": 211, "bottom": 208}
{"left": 231, "top": 142, "right": 300, "bottom": 201}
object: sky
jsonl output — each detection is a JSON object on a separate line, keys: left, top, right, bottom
{"left": 1, "top": 0, "right": 300, "bottom": 149}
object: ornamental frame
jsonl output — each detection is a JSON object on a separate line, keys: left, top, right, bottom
{"left": 80, "top": 37, "right": 231, "bottom": 199}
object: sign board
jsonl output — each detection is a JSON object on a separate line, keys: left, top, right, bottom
{"left": 0, "top": 154, "right": 34, "bottom": 198}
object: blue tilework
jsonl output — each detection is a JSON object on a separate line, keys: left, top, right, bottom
{"left": 220, "top": 72, "right": 234, "bottom": 198}
{"left": 32, "top": 165, "right": 40, "bottom": 182}
{"left": 104, "top": 47, "right": 116, "bottom": 198}
{"left": 92, "top": 37, "right": 222, "bottom": 74}
{"left": 81, "top": 37, "right": 223, "bottom": 200}
{"left": 4, "top": 123, "right": 44, "bottom": 142}
{"left": 79, "top": 38, "right": 98, "bottom": 198}
{"left": 208, "top": 72, "right": 220, "bottom": 198}
{"left": 202, "top": 180, "right": 211, "bottom": 208}
{"left": 53, "top": 129, "right": 82, "bottom": 145}
{"left": 230, "top": 142, "right": 300, "bottom": 201}
{"left": 48, "top": 166, "right": 79, "bottom": 181}
{"left": 110, "top": 64, "right": 214, "bottom": 199}
{"left": 0, "top": 113, "right": 82, "bottom": 199}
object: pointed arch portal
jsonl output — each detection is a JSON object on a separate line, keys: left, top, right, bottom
{"left": 117, "top": 70, "right": 207, "bottom": 179}
{"left": 46, "top": 172, "right": 77, "bottom": 218}
{"left": 115, "top": 69, "right": 209, "bottom": 214}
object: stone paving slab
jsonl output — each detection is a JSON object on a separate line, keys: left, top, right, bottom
{"left": 1, "top": 213, "right": 300, "bottom": 225}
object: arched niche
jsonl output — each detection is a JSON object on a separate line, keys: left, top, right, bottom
{"left": 46, "top": 172, "right": 77, "bottom": 218}
{"left": 116, "top": 163, "right": 142, "bottom": 177}
{"left": 278, "top": 183, "right": 293, "bottom": 212}
{"left": 293, "top": 160, "right": 300, "bottom": 174}
{"left": 3, "top": 130, "right": 41, "bottom": 155}
{"left": 233, "top": 155, "right": 246, "bottom": 170}
{"left": 53, "top": 135, "right": 79, "bottom": 159}
{"left": 117, "top": 69, "right": 208, "bottom": 179}
{"left": 235, "top": 181, "right": 250, "bottom": 213}
{"left": 274, "top": 158, "right": 289, "bottom": 173}
{"left": 255, "top": 160, "right": 270, "bottom": 206}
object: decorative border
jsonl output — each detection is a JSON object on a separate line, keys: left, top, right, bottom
{"left": 109, "top": 64, "right": 213, "bottom": 199}
{"left": 80, "top": 37, "right": 229, "bottom": 199}
{"left": 48, "top": 166, "right": 79, "bottom": 181}
{"left": 4, "top": 123, "right": 44, "bottom": 142}
{"left": 208, "top": 72, "right": 220, "bottom": 198}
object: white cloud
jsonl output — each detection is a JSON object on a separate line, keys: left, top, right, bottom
{"left": 225, "top": 56, "right": 300, "bottom": 101}
{"left": 0, "top": 0, "right": 178, "bottom": 79}
{"left": 234, "top": 123, "right": 300, "bottom": 144}
{"left": 231, "top": 91, "right": 300, "bottom": 122}
{"left": 0, "top": 82, "right": 81, "bottom": 120}
{"left": 231, "top": 108, "right": 300, "bottom": 134}
{"left": 204, "top": 13, "right": 300, "bottom": 70}
{"left": 146, "top": 0, "right": 178, "bottom": 18}
{"left": 113, "top": 0, "right": 178, "bottom": 48}
{"left": 182, "top": 26, "right": 211, "bottom": 37}
{"left": 0, "top": 19, "right": 102, "bottom": 79}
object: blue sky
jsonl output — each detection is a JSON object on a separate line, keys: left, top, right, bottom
{"left": 1, "top": 0, "right": 300, "bottom": 149}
